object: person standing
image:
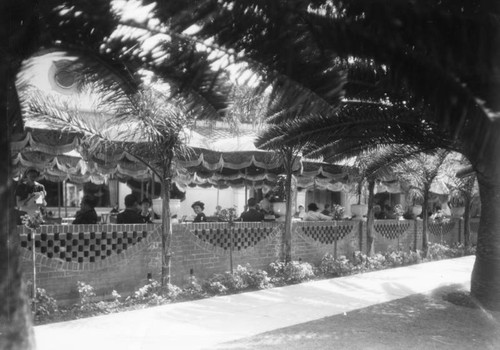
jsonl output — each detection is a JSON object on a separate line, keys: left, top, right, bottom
{"left": 15, "top": 168, "right": 46, "bottom": 215}
{"left": 72, "top": 195, "right": 98, "bottom": 224}
{"left": 116, "top": 194, "right": 143, "bottom": 224}
{"left": 240, "top": 198, "right": 265, "bottom": 222}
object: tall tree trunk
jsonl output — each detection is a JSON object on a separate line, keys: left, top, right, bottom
{"left": 365, "top": 179, "right": 375, "bottom": 256}
{"left": 421, "top": 189, "right": 430, "bottom": 257}
{"left": 463, "top": 195, "right": 471, "bottom": 248}
{"left": 0, "top": 68, "right": 35, "bottom": 349}
{"left": 283, "top": 170, "right": 293, "bottom": 263}
{"left": 470, "top": 153, "right": 500, "bottom": 310}
{"left": 160, "top": 173, "right": 172, "bottom": 287}
{"left": 282, "top": 149, "right": 294, "bottom": 263}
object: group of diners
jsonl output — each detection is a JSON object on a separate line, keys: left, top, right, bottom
{"left": 294, "top": 203, "right": 338, "bottom": 221}
{"left": 73, "top": 194, "right": 158, "bottom": 225}
{"left": 13, "top": 167, "right": 340, "bottom": 225}
{"left": 191, "top": 198, "right": 339, "bottom": 223}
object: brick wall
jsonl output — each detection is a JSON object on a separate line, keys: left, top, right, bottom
{"left": 19, "top": 218, "right": 478, "bottom": 303}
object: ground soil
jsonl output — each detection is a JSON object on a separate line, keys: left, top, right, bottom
{"left": 212, "top": 285, "right": 500, "bottom": 350}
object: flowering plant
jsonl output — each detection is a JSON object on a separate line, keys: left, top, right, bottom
{"left": 269, "top": 175, "right": 287, "bottom": 202}
{"left": 393, "top": 204, "right": 404, "bottom": 217}
{"left": 22, "top": 211, "right": 44, "bottom": 230}
{"left": 331, "top": 204, "right": 345, "bottom": 220}
{"left": 430, "top": 210, "right": 450, "bottom": 224}
{"left": 217, "top": 206, "right": 238, "bottom": 222}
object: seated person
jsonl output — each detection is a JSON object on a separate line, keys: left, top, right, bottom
{"left": 73, "top": 195, "right": 99, "bottom": 224}
{"left": 321, "top": 203, "right": 332, "bottom": 216}
{"left": 373, "top": 205, "right": 388, "bottom": 219}
{"left": 304, "top": 203, "right": 333, "bottom": 221}
{"left": 259, "top": 193, "right": 273, "bottom": 214}
{"left": 191, "top": 201, "right": 207, "bottom": 222}
{"left": 294, "top": 205, "right": 307, "bottom": 220}
{"left": 116, "top": 194, "right": 143, "bottom": 224}
{"left": 139, "top": 198, "right": 158, "bottom": 223}
{"left": 240, "top": 198, "right": 265, "bottom": 222}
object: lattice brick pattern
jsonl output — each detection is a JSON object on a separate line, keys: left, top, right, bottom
{"left": 20, "top": 230, "right": 148, "bottom": 263}
{"left": 191, "top": 226, "right": 274, "bottom": 250}
{"left": 428, "top": 221, "right": 456, "bottom": 236}
{"left": 374, "top": 221, "right": 412, "bottom": 240}
{"left": 300, "top": 223, "right": 355, "bottom": 244}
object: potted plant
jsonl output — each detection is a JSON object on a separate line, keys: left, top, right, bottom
{"left": 393, "top": 204, "right": 405, "bottom": 220}
{"left": 331, "top": 204, "right": 345, "bottom": 220}
{"left": 407, "top": 188, "right": 424, "bottom": 216}
{"left": 269, "top": 175, "right": 287, "bottom": 218}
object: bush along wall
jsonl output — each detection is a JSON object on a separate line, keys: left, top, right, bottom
{"left": 32, "top": 241, "right": 475, "bottom": 325}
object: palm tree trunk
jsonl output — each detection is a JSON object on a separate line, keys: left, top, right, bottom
{"left": 470, "top": 160, "right": 500, "bottom": 310}
{"left": 463, "top": 196, "right": 471, "bottom": 248}
{"left": 284, "top": 169, "right": 293, "bottom": 263}
{"left": 282, "top": 148, "right": 294, "bottom": 263}
{"left": 365, "top": 179, "right": 375, "bottom": 256}
{"left": 0, "top": 68, "right": 35, "bottom": 348}
{"left": 421, "top": 189, "right": 430, "bottom": 257}
{"left": 160, "top": 175, "right": 172, "bottom": 287}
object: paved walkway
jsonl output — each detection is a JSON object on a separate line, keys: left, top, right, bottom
{"left": 35, "top": 256, "right": 475, "bottom": 350}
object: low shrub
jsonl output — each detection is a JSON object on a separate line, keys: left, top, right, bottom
{"left": 33, "top": 288, "right": 58, "bottom": 319}
{"left": 319, "top": 254, "right": 355, "bottom": 277}
{"left": 125, "top": 279, "right": 169, "bottom": 306}
{"left": 384, "top": 251, "right": 404, "bottom": 267}
{"left": 204, "top": 280, "right": 228, "bottom": 295}
{"left": 268, "top": 260, "right": 315, "bottom": 283}
{"left": 235, "top": 264, "right": 271, "bottom": 289}
{"left": 204, "top": 271, "right": 246, "bottom": 294}
{"left": 181, "top": 276, "right": 206, "bottom": 300}
{"left": 203, "top": 264, "right": 270, "bottom": 294}
{"left": 77, "top": 281, "right": 98, "bottom": 312}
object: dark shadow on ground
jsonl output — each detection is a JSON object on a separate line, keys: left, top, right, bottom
{"left": 208, "top": 284, "right": 500, "bottom": 350}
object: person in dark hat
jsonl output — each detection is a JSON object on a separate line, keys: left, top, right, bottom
{"left": 304, "top": 202, "right": 333, "bottom": 221}
{"left": 73, "top": 195, "right": 99, "bottom": 224}
{"left": 15, "top": 167, "right": 46, "bottom": 215}
{"left": 240, "top": 198, "right": 265, "bottom": 222}
{"left": 117, "top": 194, "right": 143, "bottom": 224}
{"left": 191, "top": 201, "right": 207, "bottom": 222}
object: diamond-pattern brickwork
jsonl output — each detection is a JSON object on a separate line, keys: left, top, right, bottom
{"left": 191, "top": 226, "right": 274, "bottom": 250}
{"left": 19, "top": 226, "right": 149, "bottom": 263}
{"left": 374, "top": 221, "right": 412, "bottom": 240}
{"left": 428, "top": 221, "right": 456, "bottom": 236}
{"left": 300, "top": 222, "right": 356, "bottom": 244}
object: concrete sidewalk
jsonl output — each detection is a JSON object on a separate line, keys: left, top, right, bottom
{"left": 35, "top": 256, "right": 475, "bottom": 350}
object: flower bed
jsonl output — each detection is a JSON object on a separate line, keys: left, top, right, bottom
{"left": 32, "top": 242, "right": 476, "bottom": 325}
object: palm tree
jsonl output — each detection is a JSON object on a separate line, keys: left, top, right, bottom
{"left": 392, "top": 150, "right": 450, "bottom": 255}
{"left": 2, "top": 2, "right": 231, "bottom": 342}
{"left": 25, "top": 82, "right": 228, "bottom": 288}
{"left": 180, "top": 0, "right": 500, "bottom": 309}
{"left": 443, "top": 155, "right": 478, "bottom": 248}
